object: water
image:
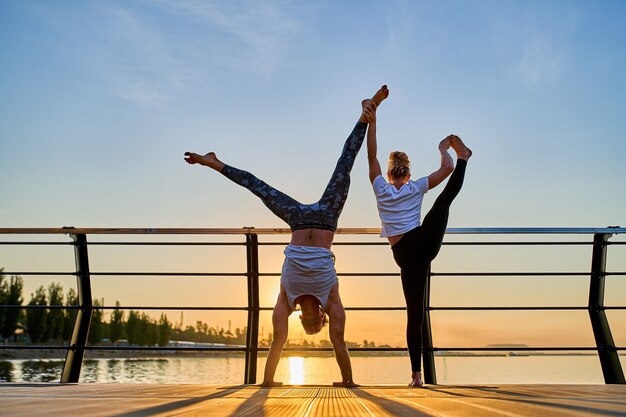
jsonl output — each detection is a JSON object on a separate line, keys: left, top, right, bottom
{"left": 0, "top": 355, "right": 619, "bottom": 384}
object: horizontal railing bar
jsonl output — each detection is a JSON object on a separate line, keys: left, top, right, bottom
{"left": 3, "top": 305, "right": 625, "bottom": 311}
{"left": 254, "top": 347, "right": 601, "bottom": 352}
{"left": 260, "top": 241, "right": 596, "bottom": 246}
{"left": 0, "top": 305, "right": 248, "bottom": 311}
{"left": 432, "top": 347, "right": 599, "bottom": 351}
{"left": 0, "top": 272, "right": 246, "bottom": 277}
{"left": 256, "top": 272, "right": 595, "bottom": 277}
{"left": 6, "top": 271, "right": 622, "bottom": 278}
{"left": 0, "top": 272, "right": 77, "bottom": 276}
{"left": 0, "top": 227, "right": 624, "bottom": 235}
{"left": 96, "top": 306, "right": 248, "bottom": 311}
{"left": 0, "top": 305, "right": 81, "bottom": 310}
{"left": 0, "top": 345, "right": 604, "bottom": 352}
{"left": 428, "top": 306, "right": 591, "bottom": 311}
{"left": 0, "top": 240, "right": 603, "bottom": 247}
{"left": 0, "top": 345, "right": 69, "bottom": 350}
{"left": 87, "top": 242, "right": 246, "bottom": 246}
{"left": 83, "top": 346, "right": 247, "bottom": 351}
{"left": 90, "top": 272, "right": 246, "bottom": 277}
{"left": 0, "top": 242, "right": 73, "bottom": 245}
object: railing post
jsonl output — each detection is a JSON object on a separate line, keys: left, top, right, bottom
{"left": 588, "top": 233, "right": 625, "bottom": 384}
{"left": 244, "top": 231, "right": 260, "bottom": 384}
{"left": 422, "top": 266, "right": 437, "bottom": 384}
{"left": 60, "top": 233, "right": 93, "bottom": 383}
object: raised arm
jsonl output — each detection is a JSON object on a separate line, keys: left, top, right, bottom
{"left": 364, "top": 103, "right": 382, "bottom": 184}
{"left": 427, "top": 136, "right": 455, "bottom": 190}
{"left": 261, "top": 286, "right": 291, "bottom": 386}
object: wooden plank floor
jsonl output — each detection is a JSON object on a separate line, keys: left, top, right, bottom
{"left": 1, "top": 384, "right": 625, "bottom": 417}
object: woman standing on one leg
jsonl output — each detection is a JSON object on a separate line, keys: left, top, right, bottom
{"left": 365, "top": 103, "right": 472, "bottom": 387}
{"left": 184, "top": 86, "right": 389, "bottom": 387}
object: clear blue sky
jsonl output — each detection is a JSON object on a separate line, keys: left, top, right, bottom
{"left": 1, "top": 0, "right": 625, "bottom": 229}
{"left": 1, "top": 1, "right": 625, "bottom": 346}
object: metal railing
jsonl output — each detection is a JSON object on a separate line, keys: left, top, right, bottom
{"left": 0, "top": 227, "right": 624, "bottom": 384}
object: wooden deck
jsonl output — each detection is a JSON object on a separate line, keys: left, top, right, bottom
{"left": 1, "top": 384, "right": 625, "bottom": 416}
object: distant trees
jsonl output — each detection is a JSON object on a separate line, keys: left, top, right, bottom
{"left": 108, "top": 301, "right": 125, "bottom": 345}
{"left": 26, "top": 286, "right": 48, "bottom": 343}
{"left": 157, "top": 314, "right": 171, "bottom": 347}
{"left": 0, "top": 270, "right": 24, "bottom": 343}
{"left": 87, "top": 298, "right": 104, "bottom": 345}
{"left": 62, "top": 288, "right": 78, "bottom": 341}
{"left": 45, "top": 283, "right": 64, "bottom": 341}
{"left": 0, "top": 271, "right": 382, "bottom": 349}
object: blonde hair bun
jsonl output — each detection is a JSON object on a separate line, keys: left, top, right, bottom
{"left": 388, "top": 151, "right": 411, "bottom": 179}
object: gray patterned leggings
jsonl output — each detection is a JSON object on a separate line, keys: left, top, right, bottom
{"left": 220, "top": 121, "right": 368, "bottom": 231}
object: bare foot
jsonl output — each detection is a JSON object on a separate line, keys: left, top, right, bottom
{"left": 184, "top": 151, "right": 225, "bottom": 170}
{"left": 409, "top": 371, "right": 424, "bottom": 388}
{"left": 362, "top": 85, "right": 390, "bottom": 108}
{"left": 333, "top": 381, "right": 359, "bottom": 388}
{"left": 371, "top": 85, "right": 389, "bottom": 106}
{"left": 449, "top": 135, "right": 472, "bottom": 160}
{"left": 260, "top": 381, "right": 283, "bottom": 388}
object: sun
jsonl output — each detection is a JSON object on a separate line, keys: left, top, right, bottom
{"left": 288, "top": 356, "right": 305, "bottom": 385}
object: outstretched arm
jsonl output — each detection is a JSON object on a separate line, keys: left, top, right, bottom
{"left": 261, "top": 287, "right": 291, "bottom": 387}
{"left": 427, "top": 136, "right": 455, "bottom": 190}
{"left": 364, "top": 104, "right": 382, "bottom": 184}
{"left": 327, "top": 285, "right": 357, "bottom": 387}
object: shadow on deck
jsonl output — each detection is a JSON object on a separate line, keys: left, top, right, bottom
{"left": 1, "top": 383, "right": 626, "bottom": 416}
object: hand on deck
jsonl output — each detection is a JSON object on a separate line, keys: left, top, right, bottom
{"left": 260, "top": 380, "right": 283, "bottom": 388}
{"left": 333, "top": 380, "right": 359, "bottom": 388}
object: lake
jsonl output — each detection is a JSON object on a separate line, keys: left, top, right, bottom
{"left": 1, "top": 355, "right": 620, "bottom": 385}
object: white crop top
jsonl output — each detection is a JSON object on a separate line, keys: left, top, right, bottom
{"left": 372, "top": 175, "right": 428, "bottom": 237}
{"left": 281, "top": 245, "right": 338, "bottom": 311}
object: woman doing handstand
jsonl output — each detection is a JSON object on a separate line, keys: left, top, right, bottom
{"left": 184, "top": 86, "right": 389, "bottom": 387}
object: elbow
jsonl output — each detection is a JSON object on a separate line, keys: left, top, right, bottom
{"left": 330, "top": 334, "right": 346, "bottom": 351}
{"left": 271, "top": 332, "right": 287, "bottom": 347}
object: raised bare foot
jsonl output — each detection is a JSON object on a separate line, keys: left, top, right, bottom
{"left": 362, "top": 85, "right": 389, "bottom": 108}
{"left": 184, "top": 151, "right": 224, "bottom": 170}
{"left": 449, "top": 135, "right": 472, "bottom": 160}
{"left": 409, "top": 371, "right": 424, "bottom": 388}
{"left": 260, "top": 380, "right": 283, "bottom": 388}
{"left": 371, "top": 85, "right": 389, "bottom": 106}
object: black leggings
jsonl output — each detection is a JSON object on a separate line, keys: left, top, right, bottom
{"left": 391, "top": 159, "right": 467, "bottom": 372}
{"left": 220, "top": 122, "right": 367, "bottom": 231}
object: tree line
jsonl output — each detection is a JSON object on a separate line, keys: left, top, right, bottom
{"left": 0, "top": 271, "right": 246, "bottom": 347}
{"left": 1, "top": 270, "right": 384, "bottom": 349}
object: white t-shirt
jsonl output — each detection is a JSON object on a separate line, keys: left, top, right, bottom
{"left": 372, "top": 175, "right": 429, "bottom": 237}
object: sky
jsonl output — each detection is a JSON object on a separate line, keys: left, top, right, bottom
{"left": 1, "top": 1, "right": 625, "bottom": 349}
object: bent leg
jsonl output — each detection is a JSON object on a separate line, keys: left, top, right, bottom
{"left": 221, "top": 165, "right": 302, "bottom": 226}
{"left": 420, "top": 159, "right": 467, "bottom": 261}
{"left": 318, "top": 121, "right": 368, "bottom": 225}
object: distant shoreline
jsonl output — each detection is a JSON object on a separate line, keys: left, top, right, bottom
{"left": 0, "top": 348, "right": 603, "bottom": 361}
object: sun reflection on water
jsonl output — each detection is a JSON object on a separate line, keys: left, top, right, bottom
{"left": 288, "top": 356, "right": 305, "bottom": 385}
